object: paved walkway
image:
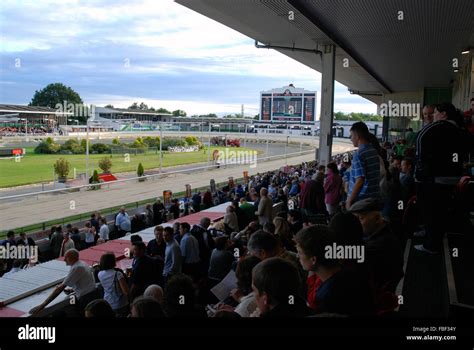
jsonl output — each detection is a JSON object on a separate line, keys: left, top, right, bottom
{"left": 0, "top": 142, "right": 353, "bottom": 231}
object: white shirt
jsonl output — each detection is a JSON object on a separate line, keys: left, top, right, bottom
{"left": 62, "top": 260, "right": 96, "bottom": 299}
{"left": 234, "top": 292, "right": 258, "bottom": 318}
{"left": 98, "top": 269, "right": 128, "bottom": 310}
{"left": 99, "top": 224, "right": 109, "bottom": 241}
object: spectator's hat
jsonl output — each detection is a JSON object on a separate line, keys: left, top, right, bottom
{"left": 348, "top": 198, "right": 382, "bottom": 213}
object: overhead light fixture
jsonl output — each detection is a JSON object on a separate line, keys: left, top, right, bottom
{"left": 454, "top": 69, "right": 459, "bottom": 73}
{"left": 461, "top": 49, "right": 470, "bottom": 55}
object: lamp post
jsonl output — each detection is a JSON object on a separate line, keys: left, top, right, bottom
{"left": 85, "top": 118, "right": 90, "bottom": 185}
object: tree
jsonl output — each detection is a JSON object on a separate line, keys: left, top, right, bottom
{"left": 157, "top": 108, "right": 171, "bottom": 114}
{"left": 172, "top": 109, "right": 187, "bottom": 117}
{"left": 98, "top": 157, "right": 113, "bottom": 173}
{"left": 54, "top": 158, "right": 70, "bottom": 182}
{"left": 29, "top": 83, "right": 83, "bottom": 108}
{"left": 137, "top": 163, "right": 145, "bottom": 181}
{"left": 128, "top": 102, "right": 139, "bottom": 110}
{"left": 104, "top": 104, "right": 114, "bottom": 108}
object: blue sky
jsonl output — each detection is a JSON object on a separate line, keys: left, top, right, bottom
{"left": 0, "top": 0, "right": 377, "bottom": 117}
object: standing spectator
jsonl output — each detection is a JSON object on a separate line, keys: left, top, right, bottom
{"left": 179, "top": 223, "right": 201, "bottom": 281}
{"left": 146, "top": 226, "right": 166, "bottom": 259}
{"left": 190, "top": 217, "right": 214, "bottom": 272}
{"left": 60, "top": 232, "right": 76, "bottom": 257}
{"left": 163, "top": 227, "right": 182, "bottom": 285}
{"left": 421, "top": 105, "right": 434, "bottom": 127}
{"left": 192, "top": 192, "right": 202, "bottom": 212}
{"left": 256, "top": 188, "right": 273, "bottom": 226}
{"left": 208, "top": 236, "right": 234, "bottom": 282}
{"left": 324, "top": 162, "right": 342, "bottom": 215}
{"left": 300, "top": 175, "right": 327, "bottom": 219}
{"left": 115, "top": 207, "right": 131, "bottom": 237}
{"left": 463, "top": 97, "right": 474, "bottom": 134}
{"left": 17, "top": 232, "right": 35, "bottom": 247}
{"left": 90, "top": 213, "right": 100, "bottom": 234}
{"left": 50, "top": 226, "right": 63, "bottom": 258}
{"left": 399, "top": 158, "right": 415, "bottom": 204}
{"left": 70, "top": 227, "right": 82, "bottom": 250}
{"left": 252, "top": 258, "right": 313, "bottom": 318}
{"left": 414, "top": 103, "right": 471, "bottom": 254}
{"left": 29, "top": 249, "right": 96, "bottom": 316}
{"left": 169, "top": 199, "right": 180, "bottom": 220}
{"left": 84, "top": 222, "right": 96, "bottom": 248}
{"left": 130, "top": 241, "right": 158, "bottom": 301}
{"left": 99, "top": 217, "right": 109, "bottom": 241}
{"left": 145, "top": 204, "right": 154, "bottom": 227}
{"left": 98, "top": 252, "right": 129, "bottom": 317}
{"left": 232, "top": 200, "right": 246, "bottom": 230}
{"left": 152, "top": 198, "right": 165, "bottom": 225}
{"left": 346, "top": 122, "right": 381, "bottom": 209}
{"left": 202, "top": 190, "right": 213, "bottom": 209}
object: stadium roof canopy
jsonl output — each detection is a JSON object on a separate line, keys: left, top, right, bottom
{"left": 0, "top": 104, "right": 72, "bottom": 115}
{"left": 176, "top": 0, "right": 474, "bottom": 104}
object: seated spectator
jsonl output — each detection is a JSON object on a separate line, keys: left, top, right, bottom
{"left": 295, "top": 225, "right": 375, "bottom": 316}
{"left": 219, "top": 255, "right": 261, "bottom": 317}
{"left": 239, "top": 197, "right": 256, "bottom": 225}
{"left": 247, "top": 231, "right": 305, "bottom": 282}
{"left": 273, "top": 216, "right": 294, "bottom": 251}
{"left": 130, "top": 296, "right": 165, "bottom": 318}
{"left": 146, "top": 226, "right": 166, "bottom": 259}
{"left": 224, "top": 205, "right": 239, "bottom": 233}
{"left": 144, "top": 284, "right": 164, "bottom": 305}
{"left": 399, "top": 158, "right": 415, "bottom": 203}
{"left": 30, "top": 249, "right": 96, "bottom": 316}
{"left": 84, "top": 299, "right": 115, "bottom": 318}
{"left": 263, "top": 222, "right": 275, "bottom": 234}
{"left": 252, "top": 258, "right": 313, "bottom": 318}
{"left": 231, "top": 220, "right": 259, "bottom": 242}
{"left": 208, "top": 236, "right": 234, "bottom": 282}
{"left": 2, "top": 259, "right": 22, "bottom": 277}
{"left": 163, "top": 274, "right": 207, "bottom": 318}
{"left": 287, "top": 210, "right": 303, "bottom": 236}
{"left": 98, "top": 252, "right": 129, "bottom": 317}
{"left": 349, "top": 198, "right": 404, "bottom": 293}
{"left": 163, "top": 227, "right": 182, "bottom": 285}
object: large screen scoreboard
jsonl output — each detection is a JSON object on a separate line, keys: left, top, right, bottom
{"left": 260, "top": 85, "right": 316, "bottom": 124}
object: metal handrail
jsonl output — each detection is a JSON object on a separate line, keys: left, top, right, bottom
{"left": 0, "top": 148, "right": 315, "bottom": 201}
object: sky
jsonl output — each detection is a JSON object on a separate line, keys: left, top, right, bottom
{"left": 0, "top": 0, "right": 377, "bottom": 117}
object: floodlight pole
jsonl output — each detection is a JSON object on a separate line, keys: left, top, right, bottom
{"left": 159, "top": 122, "right": 163, "bottom": 173}
{"left": 86, "top": 118, "right": 90, "bottom": 185}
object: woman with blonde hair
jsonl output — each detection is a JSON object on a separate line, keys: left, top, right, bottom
{"left": 273, "top": 216, "right": 294, "bottom": 251}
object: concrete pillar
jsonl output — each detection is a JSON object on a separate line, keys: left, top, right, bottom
{"left": 318, "top": 44, "right": 336, "bottom": 165}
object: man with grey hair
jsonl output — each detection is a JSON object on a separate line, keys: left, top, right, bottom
{"left": 115, "top": 207, "right": 131, "bottom": 238}
{"left": 190, "top": 216, "right": 214, "bottom": 273}
{"left": 256, "top": 188, "right": 273, "bottom": 226}
{"left": 144, "top": 284, "right": 164, "bottom": 304}
{"left": 30, "top": 249, "right": 96, "bottom": 315}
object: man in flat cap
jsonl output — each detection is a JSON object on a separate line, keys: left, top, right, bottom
{"left": 349, "top": 198, "right": 404, "bottom": 293}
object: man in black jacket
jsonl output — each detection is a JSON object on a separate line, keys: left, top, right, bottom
{"left": 190, "top": 217, "right": 215, "bottom": 273}
{"left": 414, "top": 103, "right": 472, "bottom": 253}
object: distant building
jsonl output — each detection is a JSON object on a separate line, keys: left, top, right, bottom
{"left": 260, "top": 84, "right": 317, "bottom": 124}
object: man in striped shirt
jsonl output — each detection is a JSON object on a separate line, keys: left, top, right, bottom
{"left": 346, "top": 122, "right": 380, "bottom": 210}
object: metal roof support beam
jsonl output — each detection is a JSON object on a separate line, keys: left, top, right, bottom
{"left": 319, "top": 44, "right": 335, "bottom": 165}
